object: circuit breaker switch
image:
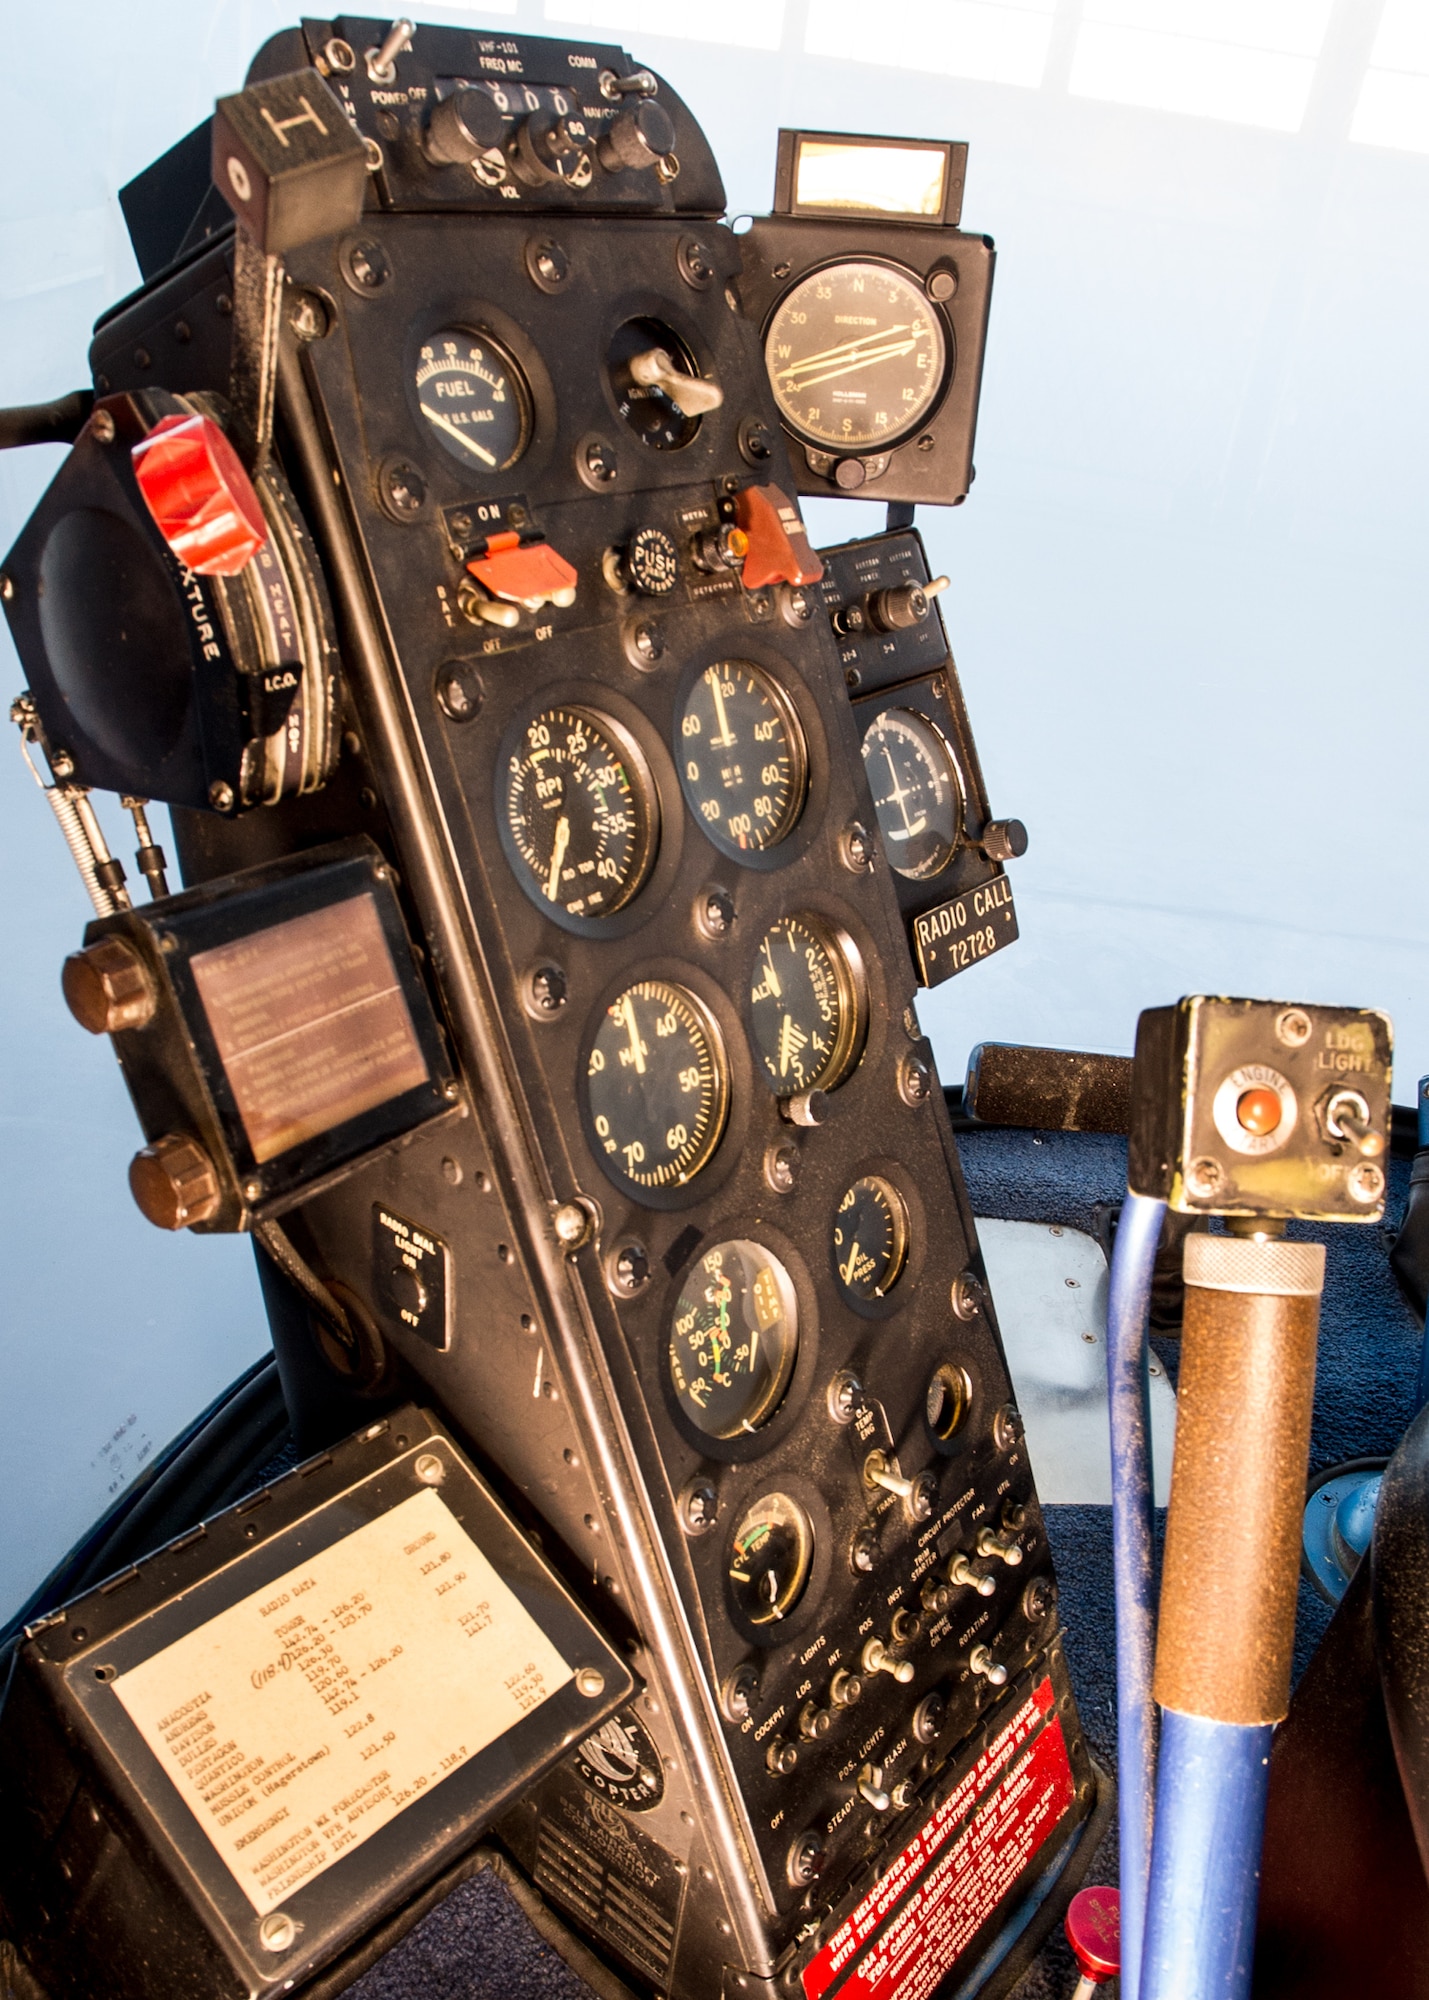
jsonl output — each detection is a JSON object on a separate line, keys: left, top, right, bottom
{"left": 948, "top": 1552, "right": 997, "bottom": 1597}
{"left": 466, "top": 534, "right": 577, "bottom": 612}
{"left": 1326, "top": 1089, "right": 1384, "bottom": 1157}
{"left": 733, "top": 484, "right": 824, "bottom": 589}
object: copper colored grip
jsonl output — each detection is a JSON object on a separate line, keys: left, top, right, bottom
{"left": 1152, "top": 1235, "right": 1325, "bottom": 1726}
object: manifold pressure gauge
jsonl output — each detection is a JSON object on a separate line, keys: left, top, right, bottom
{"left": 764, "top": 261, "right": 947, "bottom": 451}
{"left": 728, "top": 1492, "right": 814, "bottom": 1627}
{"left": 832, "top": 1175, "right": 909, "bottom": 1306}
{"left": 503, "top": 707, "right": 655, "bottom": 919}
{"left": 861, "top": 708, "right": 962, "bottom": 880}
{"left": 668, "top": 1239, "right": 800, "bottom": 1439}
{"left": 584, "top": 980, "right": 729, "bottom": 1193}
{"left": 749, "top": 914, "right": 866, "bottom": 1096}
{"left": 678, "top": 662, "right": 806, "bottom": 858}
{"left": 414, "top": 328, "right": 530, "bottom": 471}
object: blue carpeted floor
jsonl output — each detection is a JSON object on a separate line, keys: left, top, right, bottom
{"left": 348, "top": 1128, "right": 1423, "bottom": 2000}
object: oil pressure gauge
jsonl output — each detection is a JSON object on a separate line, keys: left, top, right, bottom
{"left": 832, "top": 1175, "right": 909, "bottom": 1306}
{"left": 764, "top": 261, "right": 947, "bottom": 452}
{"left": 414, "top": 328, "right": 530, "bottom": 472}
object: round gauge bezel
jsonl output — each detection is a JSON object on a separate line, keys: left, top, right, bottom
{"left": 659, "top": 1219, "right": 820, "bottom": 1461}
{"left": 402, "top": 298, "right": 556, "bottom": 491}
{"left": 409, "top": 322, "right": 533, "bottom": 474}
{"left": 665, "top": 1237, "right": 801, "bottom": 1442}
{"left": 494, "top": 683, "right": 682, "bottom": 939}
{"left": 496, "top": 701, "right": 659, "bottom": 926}
{"left": 718, "top": 1471, "right": 831, "bottom": 1647}
{"left": 924, "top": 1345, "right": 989, "bottom": 1458}
{"left": 761, "top": 256, "right": 954, "bottom": 454}
{"left": 827, "top": 1156, "right": 926, "bottom": 1322}
{"left": 747, "top": 912, "right": 868, "bottom": 1099}
{"left": 831, "top": 1172, "right": 911, "bottom": 1311}
{"left": 672, "top": 647, "right": 817, "bottom": 871}
{"left": 578, "top": 969, "right": 742, "bottom": 1207}
{"left": 596, "top": 290, "right": 720, "bottom": 456}
{"left": 860, "top": 706, "right": 965, "bottom": 882}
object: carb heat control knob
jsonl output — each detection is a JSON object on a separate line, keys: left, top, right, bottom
{"left": 423, "top": 85, "right": 506, "bottom": 165}
{"left": 598, "top": 99, "right": 676, "bottom": 173}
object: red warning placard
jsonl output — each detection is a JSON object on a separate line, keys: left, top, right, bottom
{"left": 802, "top": 1678, "right": 1073, "bottom": 2000}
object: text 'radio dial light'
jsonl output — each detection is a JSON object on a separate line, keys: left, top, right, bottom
{"left": 678, "top": 661, "right": 807, "bottom": 858}
{"left": 414, "top": 331, "right": 530, "bottom": 472}
{"left": 861, "top": 709, "right": 963, "bottom": 882}
{"left": 728, "top": 1491, "right": 814, "bottom": 1626}
{"left": 668, "top": 1239, "right": 799, "bottom": 1439}
{"left": 502, "top": 706, "right": 656, "bottom": 920}
{"left": 764, "top": 260, "right": 948, "bottom": 452}
{"left": 584, "top": 979, "right": 728, "bottom": 1193}
{"left": 749, "top": 914, "right": 866, "bottom": 1100}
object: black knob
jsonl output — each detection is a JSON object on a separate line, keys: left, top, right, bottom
{"left": 599, "top": 100, "right": 676, "bottom": 172}
{"left": 982, "top": 818, "right": 1028, "bottom": 862}
{"left": 513, "top": 112, "right": 593, "bottom": 186}
{"left": 867, "top": 582, "right": 929, "bottom": 632}
{"left": 423, "top": 86, "right": 506, "bottom": 165}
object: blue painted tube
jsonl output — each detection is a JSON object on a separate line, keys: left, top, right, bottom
{"left": 1140, "top": 1709, "right": 1274, "bottom": 2000}
{"left": 1106, "top": 1190, "right": 1166, "bottom": 2000}
{"left": 1417, "top": 1077, "right": 1429, "bottom": 1408}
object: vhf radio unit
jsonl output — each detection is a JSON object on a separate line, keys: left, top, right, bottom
{"left": 0, "top": 20, "right": 1100, "bottom": 2000}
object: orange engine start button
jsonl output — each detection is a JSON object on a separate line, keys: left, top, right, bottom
{"left": 1236, "top": 1086, "right": 1283, "bottom": 1137}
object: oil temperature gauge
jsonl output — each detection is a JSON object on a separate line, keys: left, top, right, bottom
{"left": 668, "top": 1239, "right": 799, "bottom": 1439}
{"left": 414, "top": 328, "right": 530, "bottom": 472}
{"left": 749, "top": 914, "right": 866, "bottom": 1097}
{"left": 728, "top": 1492, "right": 814, "bottom": 1627}
{"left": 764, "top": 261, "right": 947, "bottom": 452}
{"left": 861, "top": 708, "right": 963, "bottom": 880}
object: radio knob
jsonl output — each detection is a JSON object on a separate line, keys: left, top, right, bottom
{"left": 129, "top": 1134, "right": 221, "bottom": 1230}
{"left": 131, "top": 411, "right": 266, "bottom": 576}
{"left": 598, "top": 99, "right": 676, "bottom": 173}
{"left": 512, "top": 112, "right": 594, "bottom": 188}
{"left": 62, "top": 937, "right": 156, "bottom": 1035}
{"left": 423, "top": 85, "right": 506, "bottom": 165}
{"left": 866, "top": 575, "right": 949, "bottom": 633}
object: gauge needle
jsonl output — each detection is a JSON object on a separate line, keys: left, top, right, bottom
{"left": 777, "top": 328, "right": 919, "bottom": 393}
{"left": 709, "top": 673, "right": 735, "bottom": 749}
{"left": 880, "top": 743, "right": 933, "bottom": 843}
{"left": 622, "top": 994, "right": 646, "bottom": 1076}
{"left": 761, "top": 937, "right": 782, "bottom": 1000}
{"left": 778, "top": 1012, "right": 808, "bottom": 1079}
{"left": 422, "top": 406, "right": 498, "bottom": 467}
{"left": 545, "top": 815, "right": 570, "bottom": 901}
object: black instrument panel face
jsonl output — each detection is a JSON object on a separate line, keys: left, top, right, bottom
{"left": 264, "top": 185, "right": 1073, "bottom": 1961}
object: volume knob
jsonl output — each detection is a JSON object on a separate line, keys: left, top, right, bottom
{"left": 598, "top": 100, "right": 676, "bottom": 173}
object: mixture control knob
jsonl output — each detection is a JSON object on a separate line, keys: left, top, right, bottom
{"left": 62, "top": 937, "right": 156, "bottom": 1035}
{"left": 861, "top": 1638, "right": 915, "bottom": 1685}
{"left": 512, "top": 111, "right": 594, "bottom": 188}
{"left": 129, "top": 1134, "right": 221, "bottom": 1231}
{"left": 1065, "top": 1884, "right": 1120, "bottom": 1996}
{"left": 948, "top": 1552, "right": 997, "bottom": 1597}
{"left": 766, "top": 1736, "right": 798, "bottom": 1776}
{"left": 968, "top": 1644, "right": 1008, "bottom": 1688}
{"left": 798, "top": 1700, "right": 832, "bottom": 1741}
{"left": 598, "top": 99, "right": 676, "bottom": 173}
{"left": 857, "top": 1763, "right": 891, "bottom": 1812}
{"left": 423, "top": 85, "right": 506, "bottom": 165}
{"left": 131, "top": 411, "right": 267, "bottom": 577}
{"left": 976, "top": 1527, "right": 1024, "bottom": 1567}
{"left": 628, "top": 347, "right": 724, "bottom": 417}
{"left": 866, "top": 575, "right": 948, "bottom": 632}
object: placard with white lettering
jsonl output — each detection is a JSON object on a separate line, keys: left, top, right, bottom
{"left": 112, "top": 1487, "right": 572, "bottom": 1913}
{"left": 912, "top": 876, "right": 1018, "bottom": 988}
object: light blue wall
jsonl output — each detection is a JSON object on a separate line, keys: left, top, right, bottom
{"left": 2, "top": 0, "right": 1426, "bottom": 1612}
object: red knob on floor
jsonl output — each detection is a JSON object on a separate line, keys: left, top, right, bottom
{"left": 1065, "top": 1884, "right": 1120, "bottom": 1992}
{"left": 131, "top": 411, "right": 267, "bottom": 575}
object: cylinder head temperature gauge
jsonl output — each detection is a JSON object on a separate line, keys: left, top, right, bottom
{"left": 728, "top": 1492, "right": 814, "bottom": 1628}
{"left": 668, "top": 1239, "right": 800, "bottom": 1440}
{"left": 414, "top": 329, "right": 531, "bottom": 472}
{"left": 764, "top": 261, "right": 947, "bottom": 452}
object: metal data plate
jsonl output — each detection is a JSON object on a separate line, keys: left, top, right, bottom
{"left": 18, "top": 1407, "right": 633, "bottom": 1998}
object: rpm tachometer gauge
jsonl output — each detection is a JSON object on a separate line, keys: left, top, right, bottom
{"left": 765, "top": 262, "right": 947, "bottom": 452}
{"left": 415, "top": 328, "right": 530, "bottom": 472}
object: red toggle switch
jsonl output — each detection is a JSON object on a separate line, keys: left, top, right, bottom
{"left": 466, "top": 531, "right": 578, "bottom": 612}
{"left": 733, "top": 484, "right": 824, "bottom": 591}
{"left": 131, "top": 412, "right": 267, "bottom": 576}
{"left": 1065, "top": 1884, "right": 1120, "bottom": 1996}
